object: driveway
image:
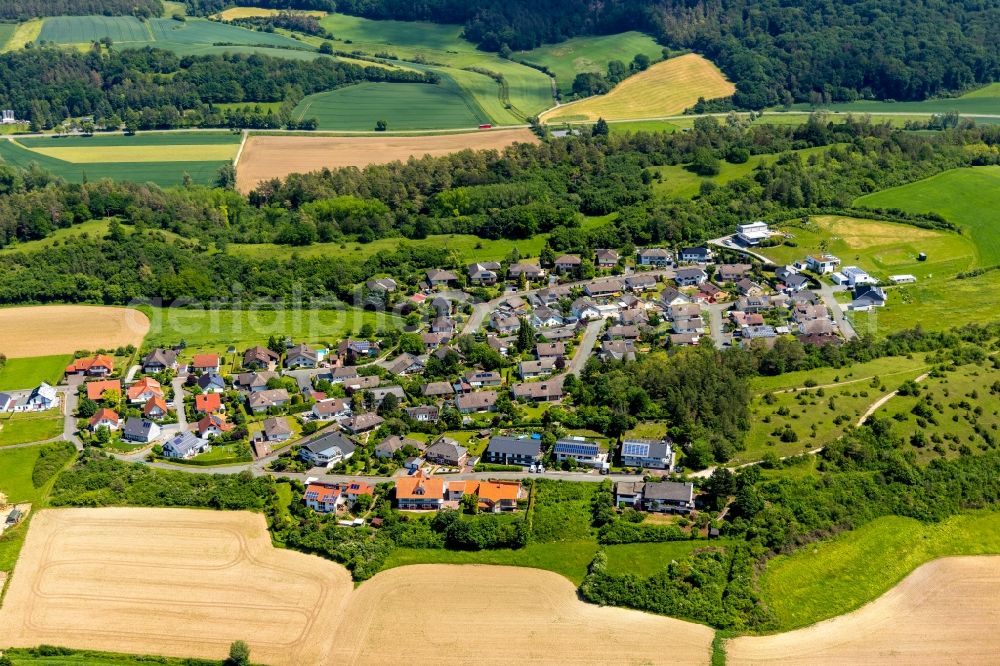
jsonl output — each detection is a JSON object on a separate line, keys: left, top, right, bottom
{"left": 171, "top": 376, "right": 188, "bottom": 432}
{"left": 61, "top": 376, "right": 83, "bottom": 450}
{"left": 817, "top": 281, "right": 857, "bottom": 339}
{"left": 567, "top": 319, "right": 604, "bottom": 376}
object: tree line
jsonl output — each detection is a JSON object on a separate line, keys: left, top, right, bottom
{"left": 0, "top": 0, "right": 161, "bottom": 21}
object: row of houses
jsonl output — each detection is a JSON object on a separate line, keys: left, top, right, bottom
{"left": 395, "top": 472, "right": 523, "bottom": 512}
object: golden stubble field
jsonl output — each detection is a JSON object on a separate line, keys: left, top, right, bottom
{"left": 235, "top": 129, "right": 539, "bottom": 193}
{"left": 0, "top": 508, "right": 713, "bottom": 666}
{"left": 541, "top": 53, "right": 735, "bottom": 122}
{"left": 0, "top": 305, "right": 150, "bottom": 358}
{"left": 728, "top": 556, "right": 1000, "bottom": 665}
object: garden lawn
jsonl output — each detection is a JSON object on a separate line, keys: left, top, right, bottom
{"left": 137, "top": 306, "right": 402, "bottom": 351}
{"left": 604, "top": 540, "right": 726, "bottom": 578}
{"left": 760, "top": 511, "right": 1000, "bottom": 630}
{"left": 776, "top": 83, "right": 1000, "bottom": 117}
{"left": 0, "top": 412, "right": 64, "bottom": 448}
{"left": 381, "top": 540, "right": 598, "bottom": 585}
{"left": 0, "top": 355, "right": 72, "bottom": 390}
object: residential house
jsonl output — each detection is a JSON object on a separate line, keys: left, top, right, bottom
{"left": 484, "top": 436, "right": 542, "bottom": 467}
{"left": 571, "top": 297, "right": 602, "bottom": 321}
{"left": 261, "top": 416, "right": 292, "bottom": 442}
{"left": 595, "top": 248, "right": 619, "bottom": 268}
{"left": 368, "top": 385, "right": 406, "bottom": 406}
{"left": 127, "top": 377, "right": 163, "bottom": 404}
{"left": 672, "top": 317, "right": 706, "bottom": 334}
{"left": 539, "top": 325, "right": 576, "bottom": 341}
{"left": 366, "top": 277, "right": 398, "bottom": 293}
{"left": 465, "top": 370, "right": 502, "bottom": 387}
{"left": 508, "top": 263, "right": 546, "bottom": 281}
{"left": 405, "top": 405, "right": 439, "bottom": 422}
{"left": 330, "top": 366, "right": 359, "bottom": 384}
{"left": 736, "top": 279, "right": 766, "bottom": 297}
{"left": 121, "top": 417, "right": 160, "bottom": 444}
{"left": 775, "top": 265, "right": 798, "bottom": 281}
{"left": 889, "top": 274, "right": 917, "bottom": 284}
{"left": 476, "top": 481, "right": 522, "bottom": 513}
{"left": 742, "top": 324, "right": 778, "bottom": 340}
{"left": 490, "top": 312, "right": 520, "bottom": 334}
{"left": 85, "top": 379, "right": 121, "bottom": 402}
{"left": 600, "top": 340, "right": 636, "bottom": 362}
{"left": 190, "top": 354, "right": 220, "bottom": 374}
{"left": 674, "top": 267, "right": 708, "bottom": 286}
{"left": 669, "top": 302, "right": 702, "bottom": 320}
{"left": 805, "top": 254, "right": 841, "bottom": 274}
{"left": 235, "top": 371, "right": 277, "bottom": 393}
{"left": 669, "top": 332, "right": 701, "bottom": 346}
{"left": 641, "top": 481, "right": 695, "bottom": 514}
{"left": 468, "top": 261, "right": 502, "bottom": 285}
{"left": 536, "top": 342, "right": 565, "bottom": 359}
{"left": 425, "top": 268, "right": 459, "bottom": 287}
{"left": 619, "top": 308, "right": 649, "bottom": 327}
{"left": 65, "top": 355, "right": 114, "bottom": 377}
{"left": 736, "top": 295, "right": 773, "bottom": 313}
{"left": 375, "top": 435, "right": 426, "bottom": 459}
{"left": 659, "top": 286, "right": 689, "bottom": 308}
{"left": 142, "top": 396, "right": 169, "bottom": 418}
{"left": 241, "top": 346, "right": 279, "bottom": 370}
{"left": 303, "top": 484, "right": 342, "bottom": 513}
{"left": 694, "top": 282, "right": 727, "bottom": 303}
{"left": 780, "top": 273, "right": 810, "bottom": 293}
{"left": 422, "top": 381, "right": 454, "bottom": 398}
{"left": 850, "top": 285, "right": 887, "bottom": 311}
{"left": 455, "top": 390, "right": 498, "bottom": 414}
{"left": 141, "top": 348, "right": 178, "bottom": 374}
{"left": 717, "top": 263, "right": 752, "bottom": 282}
{"left": 636, "top": 247, "right": 672, "bottom": 267}
{"left": 606, "top": 324, "right": 641, "bottom": 339}
{"left": 337, "top": 339, "right": 379, "bottom": 362}
{"left": 197, "top": 372, "right": 226, "bottom": 393}
{"left": 625, "top": 274, "right": 658, "bottom": 292}
{"left": 299, "top": 430, "right": 356, "bottom": 467}
{"left": 833, "top": 266, "right": 878, "bottom": 287}
{"left": 344, "top": 375, "right": 380, "bottom": 392}
{"left": 88, "top": 408, "right": 120, "bottom": 432}
{"left": 519, "top": 357, "right": 558, "bottom": 379}
{"left": 792, "top": 303, "right": 829, "bottom": 323}
{"left": 197, "top": 414, "right": 233, "bottom": 439}
{"left": 394, "top": 472, "right": 446, "bottom": 510}
{"left": 385, "top": 353, "right": 424, "bottom": 376}
{"left": 736, "top": 221, "right": 771, "bottom": 245}
{"left": 553, "top": 437, "right": 607, "bottom": 468}
{"left": 342, "top": 480, "right": 375, "bottom": 504}
{"left": 194, "top": 392, "right": 223, "bottom": 414}
{"left": 247, "top": 388, "right": 290, "bottom": 413}
{"left": 312, "top": 398, "right": 351, "bottom": 421}
{"left": 799, "top": 318, "right": 836, "bottom": 336}
{"left": 425, "top": 437, "right": 468, "bottom": 466}
{"left": 620, "top": 439, "right": 674, "bottom": 470}
{"left": 614, "top": 481, "right": 644, "bottom": 507}
{"left": 511, "top": 379, "right": 564, "bottom": 402}
{"left": 680, "top": 246, "right": 713, "bottom": 263}
{"left": 0, "top": 392, "right": 13, "bottom": 412}
{"left": 285, "top": 343, "right": 318, "bottom": 369}
{"left": 585, "top": 278, "right": 624, "bottom": 298}
{"left": 534, "top": 285, "right": 570, "bottom": 305}
{"left": 554, "top": 254, "right": 582, "bottom": 272}
{"left": 163, "top": 433, "right": 210, "bottom": 460}
{"left": 430, "top": 317, "right": 456, "bottom": 335}
{"left": 342, "top": 412, "right": 385, "bottom": 435}
{"left": 421, "top": 331, "right": 451, "bottom": 350}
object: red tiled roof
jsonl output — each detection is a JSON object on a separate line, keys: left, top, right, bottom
{"left": 395, "top": 473, "right": 445, "bottom": 501}
{"left": 305, "top": 483, "right": 341, "bottom": 504}
{"left": 195, "top": 392, "right": 222, "bottom": 413}
{"left": 197, "top": 413, "right": 232, "bottom": 434}
{"left": 143, "top": 396, "right": 169, "bottom": 416}
{"left": 191, "top": 354, "right": 220, "bottom": 368}
{"left": 86, "top": 379, "right": 121, "bottom": 401}
{"left": 66, "top": 355, "right": 114, "bottom": 373}
{"left": 88, "top": 408, "right": 119, "bottom": 427}
{"left": 127, "top": 377, "right": 162, "bottom": 401}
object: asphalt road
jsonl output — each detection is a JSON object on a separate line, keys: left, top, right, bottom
{"left": 568, "top": 319, "right": 604, "bottom": 376}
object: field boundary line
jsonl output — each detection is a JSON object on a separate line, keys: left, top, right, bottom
{"left": 233, "top": 130, "right": 249, "bottom": 167}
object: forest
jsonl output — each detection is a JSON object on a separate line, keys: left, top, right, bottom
{"left": 0, "top": 47, "right": 435, "bottom": 131}
{"left": 179, "top": 0, "right": 1000, "bottom": 107}
{"left": 0, "top": 0, "right": 162, "bottom": 21}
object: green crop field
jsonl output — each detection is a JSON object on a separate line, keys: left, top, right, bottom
{"left": 0, "top": 138, "right": 230, "bottom": 187}
{"left": 519, "top": 32, "right": 664, "bottom": 95}
{"left": 17, "top": 133, "right": 240, "bottom": 149}
{"left": 0, "top": 23, "right": 17, "bottom": 50}
{"left": 137, "top": 306, "right": 403, "bottom": 352}
{"left": 760, "top": 511, "right": 1000, "bottom": 631}
{"left": 777, "top": 82, "right": 1000, "bottom": 117}
{"left": 874, "top": 362, "right": 1000, "bottom": 463}
{"left": 0, "top": 355, "right": 72, "bottom": 390}
{"left": 652, "top": 145, "right": 839, "bottom": 199}
{"left": 38, "top": 15, "right": 152, "bottom": 44}
{"left": 293, "top": 81, "right": 489, "bottom": 130}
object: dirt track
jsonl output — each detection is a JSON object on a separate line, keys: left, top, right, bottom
{"left": 727, "top": 557, "right": 1000, "bottom": 665}
{"left": 0, "top": 305, "right": 150, "bottom": 358}
{"left": 0, "top": 508, "right": 711, "bottom": 665}
{"left": 235, "top": 129, "right": 538, "bottom": 192}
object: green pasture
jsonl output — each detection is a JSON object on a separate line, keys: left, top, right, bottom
{"left": 651, "top": 145, "right": 835, "bottom": 199}
{"left": 604, "top": 540, "right": 725, "bottom": 577}
{"left": 137, "top": 306, "right": 402, "bottom": 352}
{"left": 0, "top": 23, "right": 17, "bottom": 50}
{"left": 0, "top": 411, "right": 64, "bottom": 448}
{"left": 777, "top": 83, "right": 1000, "bottom": 117}
{"left": 321, "top": 12, "right": 465, "bottom": 50}
{"left": 16, "top": 132, "right": 240, "bottom": 149}
{"left": 0, "top": 355, "right": 72, "bottom": 390}
{"left": 38, "top": 15, "right": 153, "bottom": 44}
{"left": 293, "top": 81, "right": 489, "bottom": 130}
{"left": 607, "top": 119, "right": 681, "bottom": 134}
{"left": 875, "top": 363, "right": 1000, "bottom": 463}
{"left": 0, "top": 139, "right": 228, "bottom": 187}
{"left": 518, "top": 32, "right": 664, "bottom": 95}
{"left": 750, "top": 354, "right": 929, "bottom": 394}
{"left": 760, "top": 511, "right": 1000, "bottom": 630}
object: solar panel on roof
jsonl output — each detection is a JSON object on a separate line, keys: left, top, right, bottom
{"left": 556, "top": 442, "right": 598, "bottom": 456}
{"left": 622, "top": 442, "right": 650, "bottom": 456}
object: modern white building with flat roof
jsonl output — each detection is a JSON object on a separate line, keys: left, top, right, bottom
{"left": 736, "top": 221, "right": 771, "bottom": 245}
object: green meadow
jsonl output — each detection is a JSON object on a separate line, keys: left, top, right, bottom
{"left": 0, "top": 411, "right": 64, "bottom": 448}
{"left": 0, "top": 355, "right": 71, "bottom": 390}
{"left": 760, "top": 511, "right": 1000, "bottom": 630}
{"left": 777, "top": 82, "right": 1000, "bottom": 117}
{"left": 519, "top": 32, "right": 664, "bottom": 95}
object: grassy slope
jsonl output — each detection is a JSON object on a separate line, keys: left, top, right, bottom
{"left": 0, "top": 411, "right": 63, "bottom": 448}
{"left": 604, "top": 540, "right": 731, "bottom": 577}
{"left": 777, "top": 82, "right": 1000, "bottom": 116}
{"left": 519, "top": 32, "right": 664, "bottom": 95}
{"left": 137, "top": 305, "right": 402, "bottom": 352}
{"left": 760, "top": 512, "right": 1000, "bottom": 630}
{"left": 1, "top": 19, "right": 43, "bottom": 53}
{"left": 0, "top": 23, "right": 16, "bottom": 51}
{"left": 751, "top": 354, "right": 929, "bottom": 394}
{"left": 0, "top": 355, "right": 71, "bottom": 390}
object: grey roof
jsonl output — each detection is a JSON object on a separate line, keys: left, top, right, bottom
{"left": 164, "top": 432, "right": 205, "bottom": 457}
{"left": 487, "top": 436, "right": 542, "bottom": 458}
{"left": 143, "top": 348, "right": 177, "bottom": 367}
{"left": 0, "top": 392, "right": 13, "bottom": 406}
{"left": 302, "top": 430, "right": 356, "bottom": 457}
{"left": 344, "top": 413, "right": 384, "bottom": 431}
{"left": 197, "top": 372, "right": 225, "bottom": 390}
{"left": 248, "top": 388, "right": 290, "bottom": 408}
{"left": 426, "top": 438, "right": 468, "bottom": 461}
{"left": 642, "top": 481, "right": 694, "bottom": 503}
{"left": 122, "top": 417, "right": 156, "bottom": 439}
{"left": 376, "top": 435, "right": 426, "bottom": 456}
{"left": 621, "top": 439, "right": 671, "bottom": 459}
{"left": 262, "top": 417, "right": 292, "bottom": 437}
{"left": 675, "top": 267, "right": 707, "bottom": 280}
{"left": 455, "top": 390, "right": 498, "bottom": 410}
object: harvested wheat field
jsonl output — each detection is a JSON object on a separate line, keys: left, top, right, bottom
{"left": 0, "top": 508, "right": 712, "bottom": 666}
{"left": 0, "top": 305, "right": 150, "bottom": 358}
{"left": 541, "top": 53, "right": 735, "bottom": 122}
{"left": 329, "top": 564, "right": 714, "bottom": 665}
{"left": 728, "top": 556, "right": 1000, "bottom": 665}
{"left": 235, "top": 129, "right": 538, "bottom": 192}
{"left": 0, "top": 508, "right": 353, "bottom": 665}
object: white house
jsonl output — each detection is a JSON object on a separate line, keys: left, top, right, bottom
{"left": 833, "top": 266, "right": 878, "bottom": 287}
{"left": 299, "top": 431, "right": 356, "bottom": 468}
{"left": 736, "top": 221, "right": 771, "bottom": 245}
{"left": 18, "top": 383, "right": 58, "bottom": 412}
{"left": 805, "top": 254, "right": 841, "bottom": 274}
{"left": 162, "top": 433, "right": 210, "bottom": 460}
{"left": 889, "top": 274, "right": 917, "bottom": 284}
